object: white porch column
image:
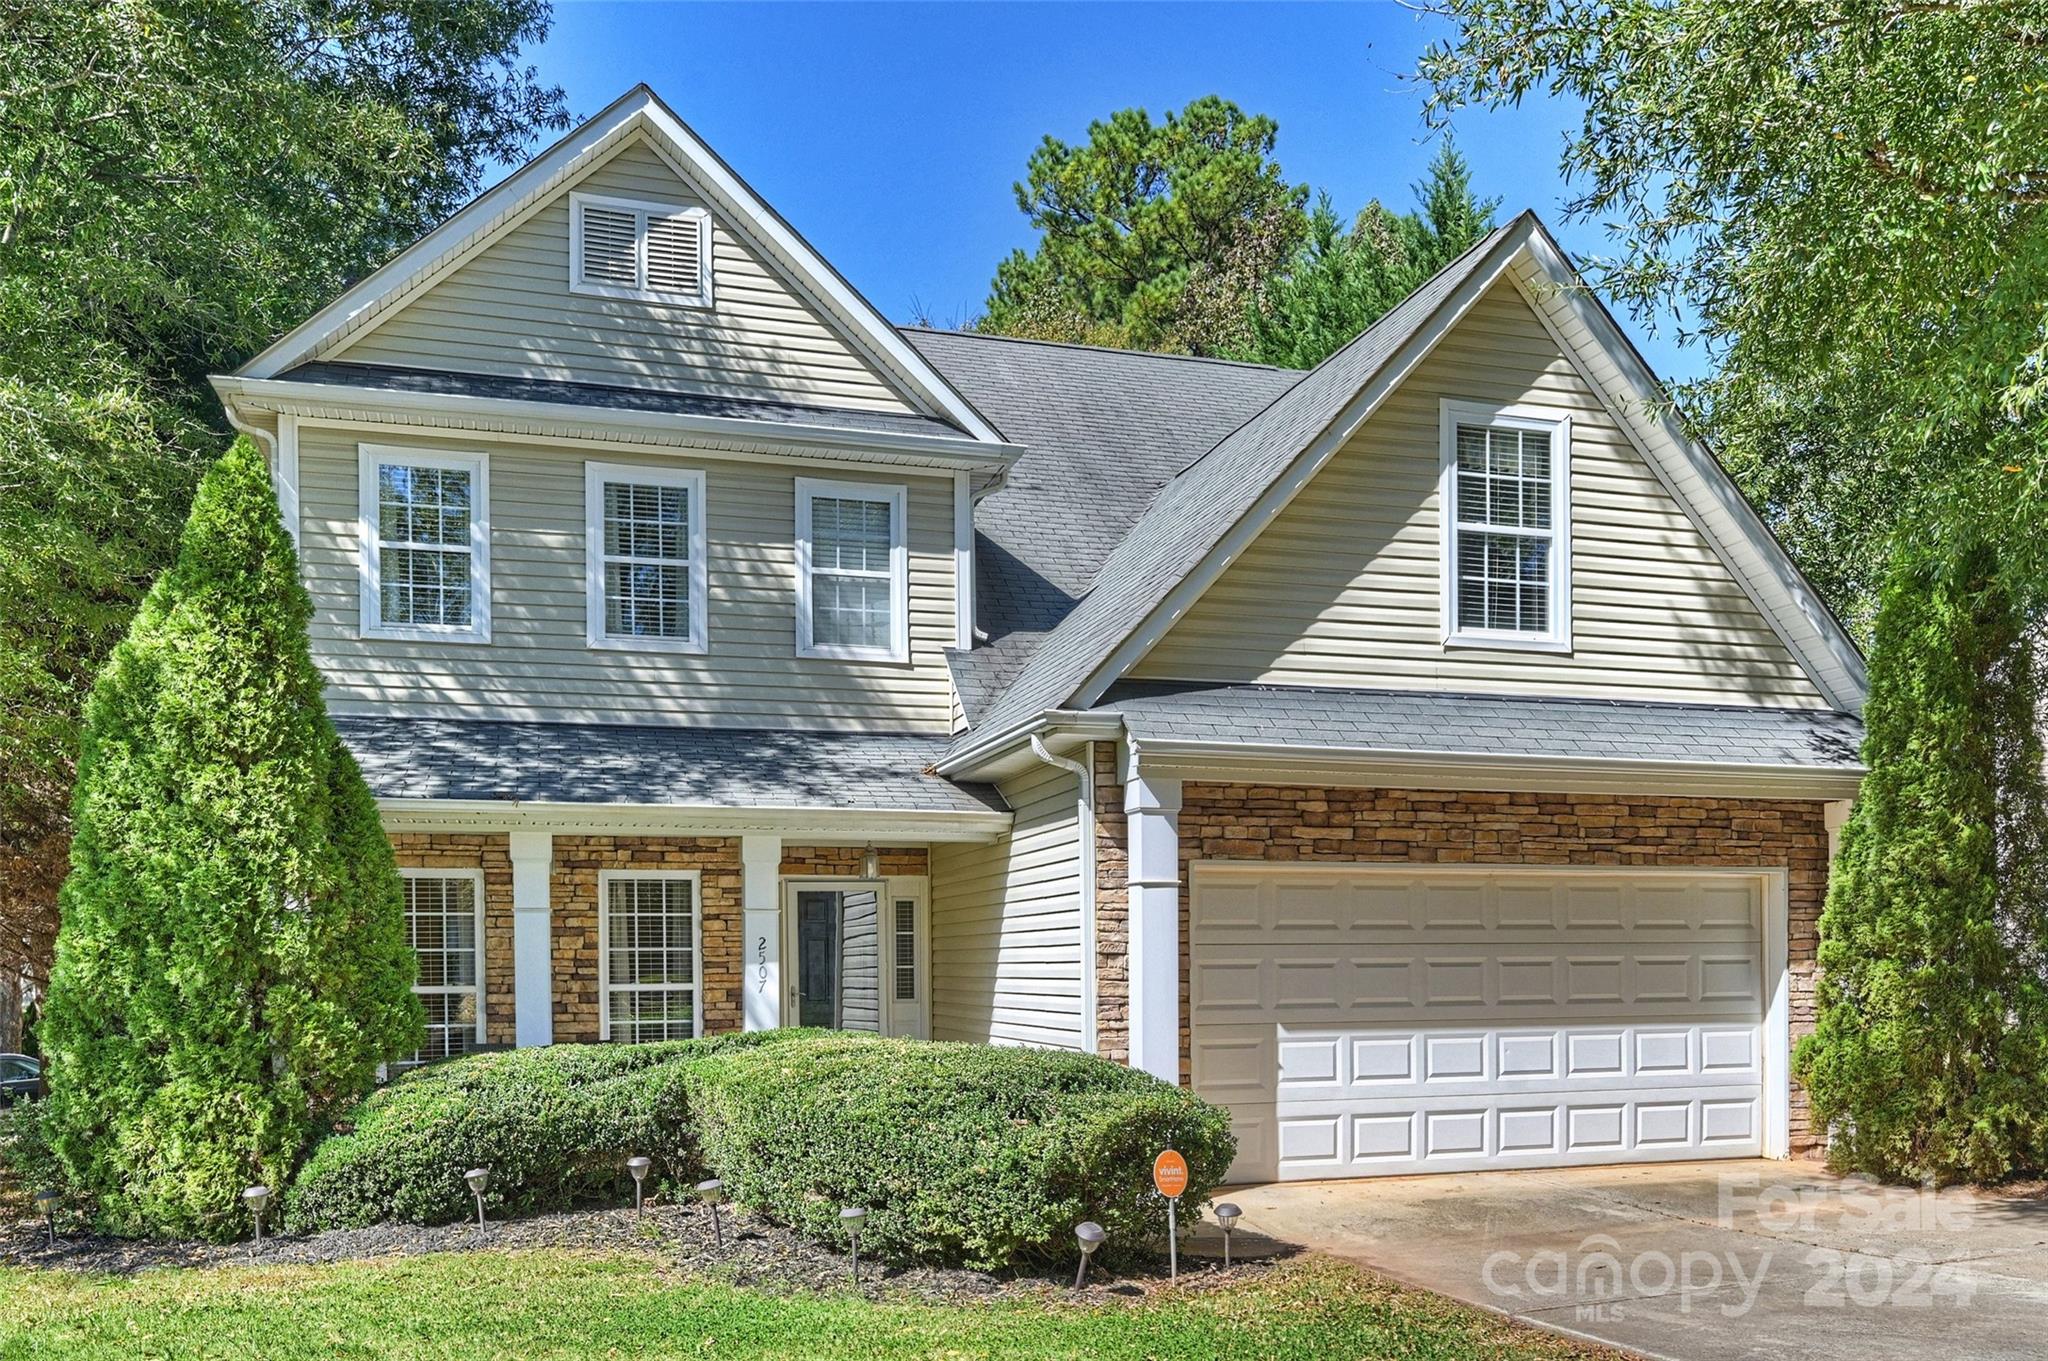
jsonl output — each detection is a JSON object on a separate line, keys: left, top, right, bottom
{"left": 1823, "top": 799, "right": 1854, "bottom": 862}
{"left": 508, "top": 831, "right": 553, "bottom": 1047}
{"left": 1123, "top": 751, "right": 1183, "bottom": 1085}
{"left": 741, "top": 834, "right": 782, "bottom": 1031}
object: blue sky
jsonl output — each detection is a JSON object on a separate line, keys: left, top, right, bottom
{"left": 531, "top": 1, "right": 1704, "bottom": 382}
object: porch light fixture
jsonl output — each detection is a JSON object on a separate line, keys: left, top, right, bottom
{"left": 1073, "top": 1220, "right": 1105, "bottom": 1289}
{"left": 840, "top": 1205, "right": 869, "bottom": 1283}
{"left": 625, "top": 1156, "right": 652, "bottom": 1215}
{"left": 33, "top": 1188, "right": 59, "bottom": 1249}
{"left": 696, "top": 1177, "right": 725, "bottom": 1247}
{"left": 1213, "top": 1202, "right": 1241, "bottom": 1268}
{"left": 243, "top": 1185, "right": 273, "bottom": 1246}
{"left": 860, "top": 843, "right": 879, "bottom": 879}
{"left": 465, "top": 1167, "right": 490, "bottom": 1226}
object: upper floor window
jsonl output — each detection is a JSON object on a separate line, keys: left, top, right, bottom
{"left": 569, "top": 191, "right": 712, "bottom": 307}
{"left": 359, "top": 445, "right": 490, "bottom": 643}
{"left": 1438, "top": 401, "right": 1571, "bottom": 651}
{"left": 585, "top": 463, "right": 707, "bottom": 653}
{"left": 795, "top": 477, "right": 908, "bottom": 662}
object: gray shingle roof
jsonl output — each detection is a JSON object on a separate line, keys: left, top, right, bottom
{"left": 1098, "top": 682, "right": 1864, "bottom": 770}
{"left": 948, "top": 219, "right": 1525, "bottom": 753}
{"left": 903, "top": 330, "right": 1300, "bottom": 640}
{"left": 280, "top": 361, "right": 969, "bottom": 441}
{"left": 335, "top": 716, "right": 1006, "bottom": 814}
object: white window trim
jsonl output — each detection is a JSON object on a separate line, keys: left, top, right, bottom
{"left": 1438, "top": 399, "right": 1573, "bottom": 653}
{"left": 584, "top": 461, "right": 708, "bottom": 654}
{"left": 398, "top": 866, "right": 487, "bottom": 1052}
{"left": 568, "top": 191, "right": 713, "bottom": 307}
{"left": 597, "top": 869, "right": 704, "bottom": 1042}
{"left": 794, "top": 476, "right": 910, "bottom": 663}
{"left": 358, "top": 444, "right": 491, "bottom": 644}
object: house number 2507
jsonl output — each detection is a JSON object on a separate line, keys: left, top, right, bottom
{"left": 755, "top": 935, "right": 769, "bottom": 993}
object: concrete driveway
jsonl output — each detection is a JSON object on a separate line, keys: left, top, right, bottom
{"left": 1210, "top": 1160, "right": 2048, "bottom": 1361}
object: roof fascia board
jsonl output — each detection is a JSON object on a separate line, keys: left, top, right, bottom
{"left": 210, "top": 374, "right": 1021, "bottom": 471}
{"left": 375, "top": 797, "right": 1012, "bottom": 841}
{"left": 1131, "top": 737, "right": 1864, "bottom": 799}
{"left": 1513, "top": 227, "right": 1868, "bottom": 711}
{"left": 1066, "top": 219, "right": 1533, "bottom": 713}
{"left": 238, "top": 86, "right": 1005, "bottom": 445}
{"left": 933, "top": 709, "right": 1125, "bottom": 781}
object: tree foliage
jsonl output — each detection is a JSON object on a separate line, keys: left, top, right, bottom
{"left": 1417, "top": 0, "right": 2048, "bottom": 636}
{"left": 0, "top": 0, "right": 566, "bottom": 995}
{"left": 39, "top": 439, "right": 423, "bottom": 1238}
{"left": 979, "top": 96, "right": 1311, "bottom": 356}
{"left": 1795, "top": 528, "right": 2048, "bottom": 1181}
{"left": 1235, "top": 141, "right": 1498, "bottom": 369}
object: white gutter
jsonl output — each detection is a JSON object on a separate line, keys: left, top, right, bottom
{"left": 935, "top": 708, "right": 1124, "bottom": 779}
{"left": 375, "top": 796, "right": 1012, "bottom": 842}
{"left": 1030, "top": 735, "right": 1098, "bottom": 1056}
{"left": 210, "top": 374, "right": 1024, "bottom": 472}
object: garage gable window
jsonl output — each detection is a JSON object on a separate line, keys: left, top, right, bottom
{"left": 1438, "top": 401, "right": 1571, "bottom": 652}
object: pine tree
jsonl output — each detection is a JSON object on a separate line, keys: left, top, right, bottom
{"left": 1794, "top": 528, "right": 2048, "bottom": 1182}
{"left": 39, "top": 438, "right": 422, "bottom": 1237}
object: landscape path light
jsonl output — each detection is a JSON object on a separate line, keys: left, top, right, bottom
{"left": 33, "top": 1189, "right": 59, "bottom": 1249}
{"left": 465, "top": 1167, "right": 490, "bottom": 1227}
{"left": 1213, "top": 1202, "right": 1241, "bottom": 1268}
{"left": 625, "top": 1156, "right": 652, "bottom": 1215}
{"left": 696, "top": 1178, "right": 725, "bottom": 1248}
{"left": 243, "top": 1185, "right": 272, "bottom": 1247}
{"left": 840, "top": 1205, "right": 868, "bottom": 1284}
{"left": 1073, "top": 1220, "right": 1105, "bottom": 1289}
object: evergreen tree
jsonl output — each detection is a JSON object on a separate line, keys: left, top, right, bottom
{"left": 1236, "top": 141, "right": 1498, "bottom": 369}
{"left": 39, "top": 439, "right": 422, "bottom": 1237}
{"left": 1795, "top": 528, "right": 2048, "bottom": 1182}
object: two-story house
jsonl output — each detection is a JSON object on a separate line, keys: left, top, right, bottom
{"left": 212, "top": 86, "right": 1865, "bottom": 1183}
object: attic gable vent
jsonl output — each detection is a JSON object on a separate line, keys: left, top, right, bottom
{"left": 569, "top": 191, "right": 712, "bottom": 307}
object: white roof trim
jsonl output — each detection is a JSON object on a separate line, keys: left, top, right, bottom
{"left": 376, "top": 797, "right": 1011, "bottom": 842}
{"left": 235, "top": 84, "right": 1005, "bottom": 445}
{"left": 210, "top": 374, "right": 1020, "bottom": 471}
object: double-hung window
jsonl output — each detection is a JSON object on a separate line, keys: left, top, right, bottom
{"left": 359, "top": 445, "right": 490, "bottom": 642}
{"left": 795, "top": 478, "right": 908, "bottom": 662}
{"left": 598, "top": 871, "right": 701, "bottom": 1043}
{"left": 399, "top": 869, "right": 485, "bottom": 1066}
{"left": 1439, "top": 401, "right": 1571, "bottom": 650}
{"left": 569, "top": 192, "right": 713, "bottom": 306}
{"left": 585, "top": 463, "right": 707, "bottom": 652}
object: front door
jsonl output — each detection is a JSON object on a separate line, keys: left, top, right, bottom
{"left": 787, "top": 882, "right": 883, "bottom": 1033}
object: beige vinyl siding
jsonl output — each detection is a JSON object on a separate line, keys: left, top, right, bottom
{"left": 298, "top": 425, "right": 958, "bottom": 728}
{"left": 928, "top": 763, "right": 1084, "bottom": 1049}
{"left": 331, "top": 136, "right": 914, "bottom": 414}
{"left": 1131, "top": 279, "right": 1830, "bottom": 708}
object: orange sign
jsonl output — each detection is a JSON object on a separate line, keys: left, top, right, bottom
{"left": 1153, "top": 1149, "right": 1189, "bottom": 1199}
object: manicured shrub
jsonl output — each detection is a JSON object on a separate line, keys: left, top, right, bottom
{"left": 286, "top": 1032, "right": 790, "bottom": 1230}
{"left": 287, "top": 1032, "right": 1236, "bottom": 1269}
{"left": 1796, "top": 529, "right": 2048, "bottom": 1182}
{"left": 37, "top": 439, "right": 424, "bottom": 1238}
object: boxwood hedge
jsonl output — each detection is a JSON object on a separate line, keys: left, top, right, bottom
{"left": 285, "top": 1031, "right": 1235, "bottom": 1269}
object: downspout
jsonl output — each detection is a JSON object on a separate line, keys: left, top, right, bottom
{"left": 1030, "top": 735, "right": 1097, "bottom": 1056}
{"left": 220, "top": 404, "right": 277, "bottom": 461}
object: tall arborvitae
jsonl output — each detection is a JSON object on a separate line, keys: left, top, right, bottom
{"left": 40, "top": 438, "right": 422, "bottom": 1237}
{"left": 1795, "top": 528, "right": 2048, "bottom": 1182}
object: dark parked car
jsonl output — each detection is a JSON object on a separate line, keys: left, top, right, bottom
{"left": 0, "top": 1053, "right": 40, "bottom": 1105}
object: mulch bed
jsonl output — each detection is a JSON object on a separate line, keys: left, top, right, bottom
{"left": 0, "top": 1197, "right": 1285, "bottom": 1305}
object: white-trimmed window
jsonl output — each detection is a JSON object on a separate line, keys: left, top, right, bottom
{"left": 598, "top": 871, "right": 701, "bottom": 1043}
{"left": 359, "top": 445, "right": 490, "bottom": 643}
{"left": 795, "top": 477, "right": 908, "bottom": 662}
{"left": 569, "top": 191, "right": 713, "bottom": 306}
{"left": 585, "top": 463, "right": 707, "bottom": 652}
{"left": 400, "top": 869, "right": 486, "bottom": 1065}
{"left": 1439, "top": 400, "right": 1571, "bottom": 650}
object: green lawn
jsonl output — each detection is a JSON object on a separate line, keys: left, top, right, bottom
{"left": 0, "top": 1250, "right": 1622, "bottom": 1360}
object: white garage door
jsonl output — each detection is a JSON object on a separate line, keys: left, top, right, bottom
{"left": 1191, "top": 866, "right": 1770, "bottom": 1182}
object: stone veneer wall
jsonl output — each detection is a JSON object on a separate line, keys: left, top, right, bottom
{"left": 550, "top": 836, "right": 745, "bottom": 1042}
{"left": 1092, "top": 743, "right": 1130, "bottom": 1065}
{"left": 1093, "top": 779, "right": 1830, "bottom": 1153}
{"left": 389, "top": 833, "right": 518, "bottom": 1048}
{"left": 779, "top": 846, "right": 930, "bottom": 878}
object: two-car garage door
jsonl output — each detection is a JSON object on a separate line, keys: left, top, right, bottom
{"left": 1191, "top": 866, "right": 1774, "bottom": 1182}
